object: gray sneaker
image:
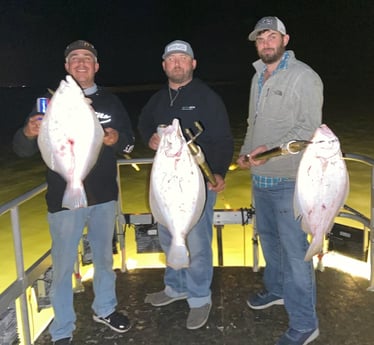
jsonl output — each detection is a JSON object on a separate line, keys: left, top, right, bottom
{"left": 186, "top": 303, "right": 211, "bottom": 330}
{"left": 144, "top": 290, "right": 187, "bottom": 307}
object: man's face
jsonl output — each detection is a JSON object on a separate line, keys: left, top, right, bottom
{"left": 162, "top": 53, "right": 196, "bottom": 85}
{"left": 255, "top": 30, "right": 289, "bottom": 64}
{"left": 64, "top": 49, "right": 99, "bottom": 88}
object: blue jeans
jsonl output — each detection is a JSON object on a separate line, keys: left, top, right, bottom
{"left": 158, "top": 189, "right": 216, "bottom": 308}
{"left": 253, "top": 180, "right": 318, "bottom": 331}
{"left": 48, "top": 200, "right": 117, "bottom": 341}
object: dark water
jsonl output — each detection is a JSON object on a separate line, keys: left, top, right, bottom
{"left": 1, "top": 76, "right": 374, "bottom": 211}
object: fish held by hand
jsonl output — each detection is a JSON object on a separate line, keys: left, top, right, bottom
{"left": 294, "top": 124, "right": 349, "bottom": 261}
{"left": 37, "top": 75, "right": 104, "bottom": 209}
{"left": 149, "top": 118, "right": 206, "bottom": 269}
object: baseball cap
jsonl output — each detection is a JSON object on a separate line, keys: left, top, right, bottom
{"left": 162, "top": 40, "right": 194, "bottom": 59}
{"left": 64, "top": 40, "right": 98, "bottom": 58}
{"left": 248, "top": 16, "right": 286, "bottom": 41}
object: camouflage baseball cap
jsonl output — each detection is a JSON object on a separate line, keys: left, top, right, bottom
{"left": 64, "top": 40, "right": 98, "bottom": 57}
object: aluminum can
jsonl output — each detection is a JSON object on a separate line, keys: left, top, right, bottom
{"left": 36, "top": 97, "right": 49, "bottom": 113}
{"left": 157, "top": 124, "right": 167, "bottom": 137}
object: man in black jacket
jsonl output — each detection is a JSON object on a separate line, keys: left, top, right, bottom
{"left": 139, "top": 40, "right": 233, "bottom": 330}
{"left": 13, "top": 40, "right": 135, "bottom": 345}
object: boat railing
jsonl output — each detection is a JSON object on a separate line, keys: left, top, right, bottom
{"left": 0, "top": 154, "right": 373, "bottom": 344}
{"left": 0, "top": 182, "right": 48, "bottom": 345}
{"left": 340, "top": 153, "right": 374, "bottom": 290}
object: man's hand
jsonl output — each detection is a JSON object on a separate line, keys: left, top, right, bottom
{"left": 236, "top": 145, "right": 269, "bottom": 168}
{"left": 208, "top": 174, "right": 226, "bottom": 193}
{"left": 248, "top": 145, "right": 268, "bottom": 166}
{"left": 148, "top": 133, "right": 161, "bottom": 150}
{"left": 236, "top": 154, "right": 251, "bottom": 169}
{"left": 103, "top": 127, "right": 119, "bottom": 146}
{"left": 23, "top": 114, "right": 44, "bottom": 138}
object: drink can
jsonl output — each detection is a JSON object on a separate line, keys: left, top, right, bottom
{"left": 157, "top": 124, "right": 167, "bottom": 137}
{"left": 36, "top": 97, "right": 49, "bottom": 114}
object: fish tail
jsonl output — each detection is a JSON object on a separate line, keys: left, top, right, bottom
{"left": 304, "top": 235, "right": 323, "bottom": 261}
{"left": 62, "top": 184, "right": 88, "bottom": 210}
{"left": 167, "top": 243, "right": 189, "bottom": 270}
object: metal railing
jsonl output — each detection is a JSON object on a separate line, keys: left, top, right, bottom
{"left": 1, "top": 153, "right": 373, "bottom": 344}
{"left": 342, "top": 153, "right": 374, "bottom": 290}
{"left": 0, "top": 183, "right": 48, "bottom": 345}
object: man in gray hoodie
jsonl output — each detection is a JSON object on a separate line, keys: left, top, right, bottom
{"left": 237, "top": 17, "right": 323, "bottom": 345}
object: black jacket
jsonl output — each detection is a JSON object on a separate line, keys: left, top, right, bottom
{"left": 138, "top": 78, "right": 234, "bottom": 178}
{"left": 13, "top": 86, "right": 135, "bottom": 213}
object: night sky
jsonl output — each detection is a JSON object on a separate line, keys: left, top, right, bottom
{"left": 1, "top": 0, "right": 373, "bottom": 88}
{"left": 1, "top": 0, "right": 374, "bottom": 146}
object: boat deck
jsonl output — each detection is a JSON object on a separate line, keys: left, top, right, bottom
{"left": 34, "top": 266, "right": 374, "bottom": 345}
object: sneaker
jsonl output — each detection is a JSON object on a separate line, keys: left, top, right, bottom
{"left": 247, "top": 290, "right": 284, "bottom": 310}
{"left": 93, "top": 311, "right": 131, "bottom": 333}
{"left": 276, "top": 328, "right": 320, "bottom": 345}
{"left": 186, "top": 303, "right": 211, "bottom": 330}
{"left": 53, "top": 338, "right": 73, "bottom": 345}
{"left": 144, "top": 290, "right": 187, "bottom": 307}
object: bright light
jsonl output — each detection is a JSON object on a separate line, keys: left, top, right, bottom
{"left": 81, "top": 266, "right": 94, "bottom": 282}
{"left": 126, "top": 258, "right": 138, "bottom": 270}
{"left": 315, "top": 251, "right": 370, "bottom": 280}
{"left": 228, "top": 163, "right": 238, "bottom": 171}
{"left": 132, "top": 164, "right": 140, "bottom": 171}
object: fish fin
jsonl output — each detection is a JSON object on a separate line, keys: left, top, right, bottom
{"left": 62, "top": 183, "right": 88, "bottom": 210}
{"left": 301, "top": 217, "right": 312, "bottom": 234}
{"left": 304, "top": 234, "right": 323, "bottom": 261}
{"left": 167, "top": 243, "right": 189, "bottom": 270}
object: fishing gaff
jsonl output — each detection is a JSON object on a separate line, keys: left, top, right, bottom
{"left": 185, "top": 122, "right": 217, "bottom": 186}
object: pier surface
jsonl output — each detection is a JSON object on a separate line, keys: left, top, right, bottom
{"left": 35, "top": 267, "right": 374, "bottom": 345}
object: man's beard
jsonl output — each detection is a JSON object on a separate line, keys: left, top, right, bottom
{"left": 167, "top": 68, "right": 193, "bottom": 85}
{"left": 259, "top": 46, "right": 285, "bottom": 64}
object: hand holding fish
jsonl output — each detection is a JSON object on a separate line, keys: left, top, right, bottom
{"left": 148, "top": 132, "right": 161, "bottom": 150}
{"left": 103, "top": 127, "right": 119, "bottom": 146}
{"left": 23, "top": 114, "right": 44, "bottom": 138}
{"left": 149, "top": 119, "right": 206, "bottom": 269}
{"left": 37, "top": 75, "right": 104, "bottom": 210}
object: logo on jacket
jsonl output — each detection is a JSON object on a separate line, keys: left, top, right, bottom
{"left": 181, "top": 105, "right": 196, "bottom": 111}
{"left": 96, "top": 112, "right": 111, "bottom": 124}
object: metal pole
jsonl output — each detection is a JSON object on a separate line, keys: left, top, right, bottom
{"left": 116, "top": 210, "right": 127, "bottom": 273}
{"left": 116, "top": 161, "right": 127, "bottom": 272}
{"left": 215, "top": 225, "right": 224, "bottom": 266}
{"left": 10, "top": 207, "right": 32, "bottom": 345}
{"left": 252, "top": 213, "right": 259, "bottom": 272}
{"left": 368, "top": 165, "right": 374, "bottom": 291}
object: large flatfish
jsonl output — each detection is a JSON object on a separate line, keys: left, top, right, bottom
{"left": 149, "top": 118, "right": 206, "bottom": 269}
{"left": 37, "top": 75, "right": 104, "bottom": 209}
{"left": 294, "top": 124, "right": 349, "bottom": 261}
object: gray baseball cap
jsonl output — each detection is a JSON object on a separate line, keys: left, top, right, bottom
{"left": 162, "top": 40, "right": 194, "bottom": 59}
{"left": 248, "top": 16, "right": 286, "bottom": 41}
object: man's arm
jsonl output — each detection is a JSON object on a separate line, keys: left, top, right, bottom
{"left": 12, "top": 114, "right": 44, "bottom": 157}
{"left": 105, "top": 95, "right": 135, "bottom": 155}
